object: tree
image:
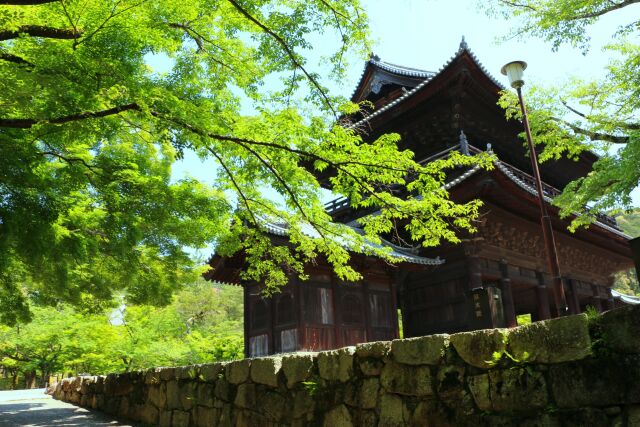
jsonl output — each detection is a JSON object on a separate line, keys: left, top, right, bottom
{"left": 484, "top": 0, "right": 640, "bottom": 229}
{"left": 0, "top": 280, "right": 244, "bottom": 387}
{"left": 1, "top": 1, "right": 491, "bottom": 324}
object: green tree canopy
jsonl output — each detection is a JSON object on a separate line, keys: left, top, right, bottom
{"left": 0, "top": 0, "right": 488, "bottom": 323}
{"left": 484, "top": 0, "right": 640, "bottom": 229}
{"left": 0, "top": 280, "right": 244, "bottom": 387}
{"left": 1, "top": 0, "right": 492, "bottom": 325}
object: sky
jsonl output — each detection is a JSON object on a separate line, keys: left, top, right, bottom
{"left": 166, "top": 0, "right": 640, "bottom": 206}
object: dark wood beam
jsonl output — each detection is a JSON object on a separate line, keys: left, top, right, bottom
{"left": 499, "top": 260, "right": 517, "bottom": 327}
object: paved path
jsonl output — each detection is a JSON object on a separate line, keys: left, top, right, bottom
{"left": 0, "top": 389, "right": 138, "bottom": 426}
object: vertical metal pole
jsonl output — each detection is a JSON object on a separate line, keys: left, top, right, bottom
{"left": 516, "top": 87, "right": 568, "bottom": 317}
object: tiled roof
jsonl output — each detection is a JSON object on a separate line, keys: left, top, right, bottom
{"left": 369, "top": 56, "right": 435, "bottom": 78}
{"left": 350, "top": 37, "right": 505, "bottom": 130}
{"left": 326, "top": 141, "right": 628, "bottom": 240}
{"left": 611, "top": 289, "right": 640, "bottom": 305}
{"left": 262, "top": 219, "right": 443, "bottom": 266}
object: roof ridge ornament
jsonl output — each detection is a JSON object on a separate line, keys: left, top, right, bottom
{"left": 370, "top": 52, "right": 381, "bottom": 62}
{"left": 458, "top": 35, "right": 468, "bottom": 53}
{"left": 459, "top": 130, "right": 470, "bottom": 155}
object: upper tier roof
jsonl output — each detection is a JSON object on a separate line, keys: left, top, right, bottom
{"left": 350, "top": 37, "right": 505, "bottom": 129}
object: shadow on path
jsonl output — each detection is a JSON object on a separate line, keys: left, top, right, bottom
{"left": 0, "top": 389, "right": 138, "bottom": 427}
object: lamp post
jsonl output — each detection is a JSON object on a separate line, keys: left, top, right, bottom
{"left": 501, "top": 61, "right": 568, "bottom": 317}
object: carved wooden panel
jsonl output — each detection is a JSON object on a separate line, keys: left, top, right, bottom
{"left": 476, "top": 218, "right": 629, "bottom": 282}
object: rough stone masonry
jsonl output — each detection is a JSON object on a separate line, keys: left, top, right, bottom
{"left": 50, "top": 305, "right": 640, "bottom": 426}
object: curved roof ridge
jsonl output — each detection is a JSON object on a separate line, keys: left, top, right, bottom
{"left": 349, "top": 39, "right": 505, "bottom": 130}
{"left": 369, "top": 56, "right": 435, "bottom": 78}
{"left": 260, "top": 217, "right": 443, "bottom": 266}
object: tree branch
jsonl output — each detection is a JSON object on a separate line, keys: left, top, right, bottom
{"left": 0, "top": 102, "right": 140, "bottom": 128}
{"left": 565, "top": 0, "right": 640, "bottom": 21}
{"left": 0, "top": 51, "right": 34, "bottom": 68}
{"left": 561, "top": 99, "right": 640, "bottom": 131}
{"left": 0, "top": 0, "right": 59, "bottom": 4}
{"left": 205, "top": 146, "right": 259, "bottom": 227}
{"left": 226, "top": 0, "right": 336, "bottom": 117}
{"left": 551, "top": 116, "right": 630, "bottom": 144}
{"left": 0, "top": 25, "right": 82, "bottom": 41}
{"left": 38, "top": 151, "right": 99, "bottom": 173}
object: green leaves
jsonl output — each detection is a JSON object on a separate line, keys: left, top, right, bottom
{"left": 490, "top": 0, "right": 640, "bottom": 230}
{"left": 0, "top": 280, "right": 244, "bottom": 380}
{"left": 1, "top": 0, "right": 489, "bottom": 321}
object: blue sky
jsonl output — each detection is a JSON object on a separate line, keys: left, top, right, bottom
{"left": 162, "top": 0, "right": 639, "bottom": 206}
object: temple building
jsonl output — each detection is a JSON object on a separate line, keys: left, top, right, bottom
{"left": 206, "top": 40, "right": 638, "bottom": 357}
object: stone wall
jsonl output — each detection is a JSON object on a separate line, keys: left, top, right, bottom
{"left": 50, "top": 305, "right": 640, "bottom": 426}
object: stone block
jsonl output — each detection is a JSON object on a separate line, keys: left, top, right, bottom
{"left": 180, "top": 381, "right": 197, "bottom": 411}
{"left": 137, "top": 403, "right": 159, "bottom": 425}
{"left": 166, "top": 380, "right": 181, "bottom": 410}
{"left": 145, "top": 368, "right": 162, "bottom": 385}
{"left": 195, "top": 406, "right": 217, "bottom": 427}
{"left": 323, "top": 404, "right": 353, "bottom": 427}
{"left": 176, "top": 365, "right": 199, "bottom": 380}
{"left": 256, "top": 391, "right": 288, "bottom": 422}
{"left": 159, "top": 367, "right": 176, "bottom": 381}
{"left": 450, "top": 328, "right": 507, "bottom": 369}
{"left": 628, "top": 405, "right": 640, "bottom": 427}
{"left": 318, "top": 347, "right": 355, "bottom": 382}
{"left": 218, "top": 404, "right": 233, "bottom": 427}
{"left": 379, "top": 394, "right": 410, "bottom": 427}
{"left": 467, "top": 374, "right": 491, "bottom": 411}
{"left": 225, "top": 359, "right": 250, "bottom": 384}
{"left": 117, "top": 396, "right": 130, "bottom": 418}
{"left": 391, "top": 334, "right": 449, "bottom": 366}
{"left": 234, "top": 383, "right": 256, "bottom": 409}
{"left": 359, "top": 358, "right": 384, "bottom": 376}
{"left": 488, "top": 368, "right": 548, "bottom": 412}
{"left": 598, "top": 305, "right": 640, "bottom": 354}
{"left": 549, "top": 359, "right": 626, "bottom": 408}
{"left": 292, "top": 389, "right": 315, "bottom": 419}
{"left": 360, "top": 378, "right": 379, "bottom": 409}
{"left": 251, "top": 356, "right": 282, "bottom": 387}
{"left": 282, "top": 353, "right": 315, "bottom": 388}
{"left": 95, "top": 376, "right": 105, "bottom": 394}
{"left": 195, "top": 383, "right": 214, "bottom": 407}
{"left": 158, "top": 410, "right": 172, "bottom": 427}
{"left": 380, "top": 361, "right": 433, "bottom": 396}
{"left": 508, "top": 314, "right": 591, "bottom": 364}
{"left": 172, "top": 410, "right": 190, "bottom": 427}
{"left": 355, "top": 341, "right": 391, "bottom": 358}
{"left": 436, "top": 365, "right": 466, "bottom": 402}
{"left": 411, "top": 400, "right": 452, "bottom": 427}
{"left": 148, "top": 384, "right": 166, "bottom": 409}
{"left": 214, "top": 377, "right": 230, "bottom": 401}
{"left": 200, "top": 363, "right": 225, "bottom": 382}
{"left": 558, "top": 408, "right": 608, "bottom": 427}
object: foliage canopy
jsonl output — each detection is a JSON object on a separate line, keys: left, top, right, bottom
{"left": 1, "top": 1, "right": 491, "bottom": 324}
{"left": 485, "top": 0, "right": 640, "bottom": 229}
{"left": 0, "top": 280, "right": 243, "bottom": 387}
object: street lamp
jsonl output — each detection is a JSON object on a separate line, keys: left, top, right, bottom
{"left": 501, "top": 60, "right": 569, "bottom": 317}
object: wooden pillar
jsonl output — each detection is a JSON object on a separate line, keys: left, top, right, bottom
{"left": 590, "top": 285, "right": 604, "bottom": 312}
{"left": 566, "top": 278, "right": 581, "bottom": 315}
{"left": 467, "top": 256, "right": 482, "bottom": 290}
{"left": 362, "top": 276, "right": 372, "bottom": 342}
{"left": 294, "top": 277, "right": 305, "bottom": 352}
{"left": 330, "top": 276, "right": 340, "bottom": 348}
{"left": 499, "top": 261, "right": 517, "bottom": 328}
{"left": 603, "top": 287, "right": 615, "bottom": 311}
{"left": 390, "top": 280, "right": 400, "bottom": 339}
{"left": 243, "top": 283, "right": 250, "bottom": 358}
{"left": 535, "top": 272, "right": 552, "bottom": 320}
{"left": 269, "top": 293, "right": 276, "bottom": 355}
